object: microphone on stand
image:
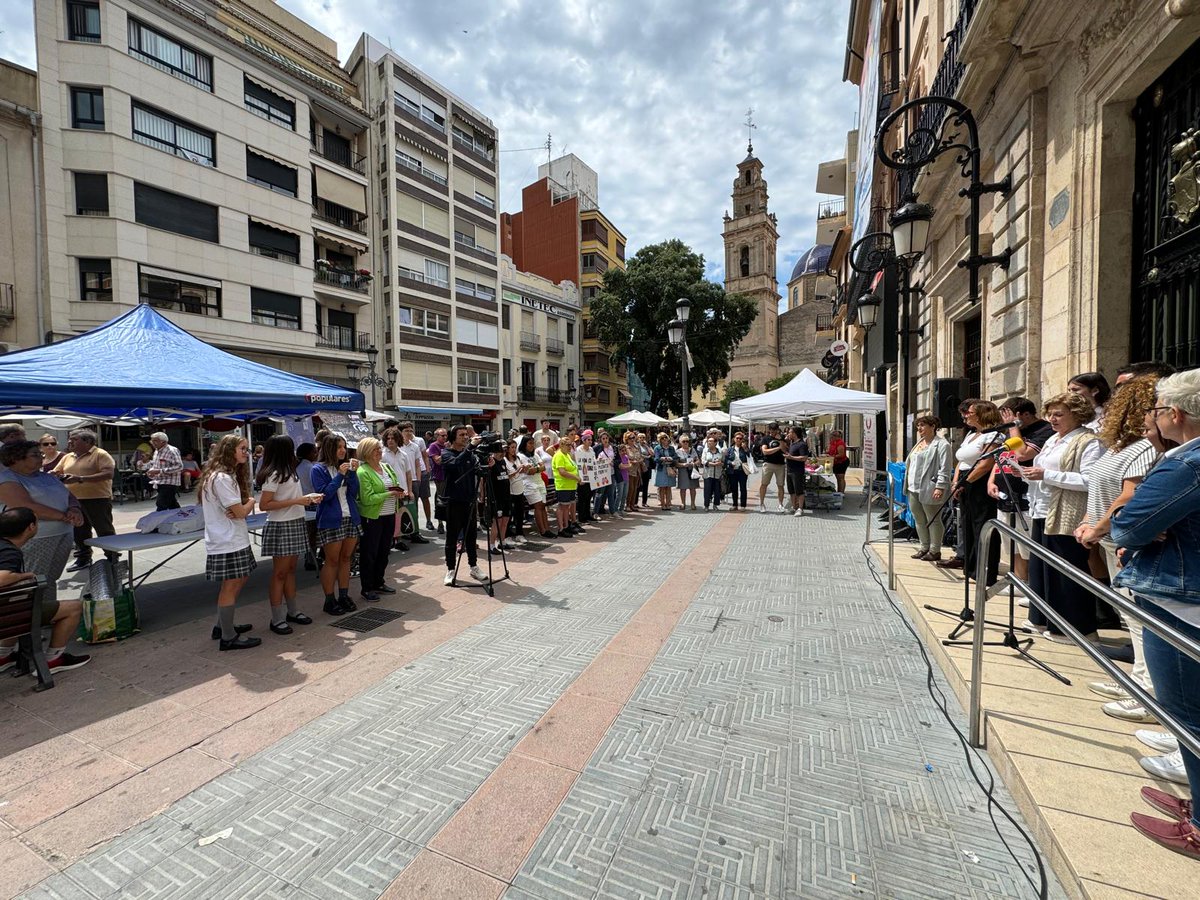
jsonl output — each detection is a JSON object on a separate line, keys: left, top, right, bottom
{"left": 980, "top": 436, "right": 1025, "bottom": 460}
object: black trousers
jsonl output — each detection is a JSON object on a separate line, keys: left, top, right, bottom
{"left": 960, "top": 477, "right": 1001, "bottom": 586}
{"left": 639, "top": 470, "right": 650, "bottom": 505}
{"left": 155, "top": 483, "right": 180, "bottom": 511}
{"left": 508, "top": 494, "right": 527, "bottom": 538}
{"left": 703, "top": 477, "right": 723, "bottom": 508}
{"left": 359, "top": 513, "right": 394, "bottom": 590}
{"left": 1029, "top": 526, "right": 1098, "bottom": 635}
{"left": 74, "top": 497, "right": 115, "bottom": 558}
{"left": 726, "top": 470, "right": 748, "bottom": 508}
{"left": 577, "top": 482, "right": 593, "bottom": 521}
{"left": 443, "top": 500, "right": 477, "bottom": 569}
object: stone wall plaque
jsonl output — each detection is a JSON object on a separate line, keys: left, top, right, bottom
{"left": 1049, "top": 189, "right": 1070, "bottom": 229}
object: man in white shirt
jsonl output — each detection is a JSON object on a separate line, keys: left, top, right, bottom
{"left": 532, "top": 419, "right": 559, "bottom": 446}
{"left": 398, "top": 422, "right": 431, "bottom": 544}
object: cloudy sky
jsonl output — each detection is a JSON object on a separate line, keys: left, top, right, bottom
{"left": 2, "top": 0, "right": 856, "bottom": 296}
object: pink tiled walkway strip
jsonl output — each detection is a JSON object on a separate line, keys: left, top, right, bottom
{"left": 0, "top": 521, "right": 625, "bottom": 899}
{"left": 383, "top": 512, "right": 746, "bottom": 899}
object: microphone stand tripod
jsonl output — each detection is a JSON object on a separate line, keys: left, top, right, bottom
{"left": 939, "top": 460, "right": 1070, "bottom": 684}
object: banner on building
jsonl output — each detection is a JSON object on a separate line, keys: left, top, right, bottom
{"left": 852, "top": 0, "right": 883, "bottom": 248}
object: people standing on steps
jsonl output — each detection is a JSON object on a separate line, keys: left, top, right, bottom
{"left": 197, "top": 435, "right": 259, "bottom": 651}
{"left": 903, "top": 416, "right": 953, "bottom": 562}
{"left": 256, "top": 436, "right": 321, "bottom": 634}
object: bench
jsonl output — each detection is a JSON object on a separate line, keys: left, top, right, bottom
{"left": 0, "top": 576, "right": 54, "bottom": 691}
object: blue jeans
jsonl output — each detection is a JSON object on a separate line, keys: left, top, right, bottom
{"left": 1138, "top": 597, "right": 1200, "bottom": 829}
{"left": 593, "top": 484, "right": 613, "bottom": 517}
{"left": 613, "top": 479, "right": 628, "bottom": 513}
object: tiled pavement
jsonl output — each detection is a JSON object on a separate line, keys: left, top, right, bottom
{"left": 19, "top": 506, "right": 1062, "bottom": 899}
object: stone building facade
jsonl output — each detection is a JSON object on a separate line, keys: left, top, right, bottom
{"left": 0, "top": 60, "right": 42, "bottom": 353}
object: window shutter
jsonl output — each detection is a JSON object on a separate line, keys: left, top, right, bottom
{"left": 247, "top": 150, "right": 298, "bottom": 195}
{"left": 248, "top": 220, "right": 300, "bottom": 257}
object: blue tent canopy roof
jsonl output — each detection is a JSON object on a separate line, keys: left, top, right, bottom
{"left": 0, "top": 304, "right": 365, "bottom": 419}
{"left": 789, "top": 244, "right": 833, "bottom": 282}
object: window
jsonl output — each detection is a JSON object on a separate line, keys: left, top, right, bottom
{"left": 473, "top": 191, "right": 495, "bottom": 210}
{"left": 70, "top": 87, "right": 104, "bottom": 129}
{"left": 397, "top": 306, "right": 449, "bottom": 337}
{"left": 244, "top": 77, "right": 294, "bottom": 129}
{"left": 393, "top": 85, "right": 445, "bottom": 133}
{"left": 79, "top": 258, "right": 111, "bottom": 301}
{"left": 739, "top": 246, "right": 750, "bottom": 277}
{"left": 616, "top": 240, "right": 625, "bottom": 261}
{"left": 248, "top": 220, "right": 300, "bottom": 263}
{"left": 582, "top": 253, "right": 595, "bottom": 269}
{"left": 132, "top": 102, "right": 215, "bottom": 166}
{"left": 251, "top": 288, "right": 301, "bottom": 330}
{"left": 582, "top": 286, "right": 598, "bottom": 301}
{"left": 74, "top": 172, "right": 108, "bottom": 216}
{"left": 455, "top": 224, "right": 476, "bottom": 248}
{"left": 567, "top": 369, "right": 575, "bottom": 389}
{"left": 451, "top": 125, "right": 493, "bottom": 159}
{"left": 128, "top": 19, "right": 213, "bottom": 91}
{"left": 581, "top": 253, "right": 607, "bottom": 273}
{"left": 139, "top": 267, "right": 221, "bottom": 316}
{"left": 424, "top": 259, "right": 449, "bottom": 288}
{"left": 246, "top": 149, "right": 298, "bottom": 196}
{"left": 134, "top": 182, "right": 219, "bottom": 243}
{"left": 458, "top": 369, "right": 498, "bottom": 393}
{"left": 395, "top": 149, "right": 447, "bottom": 185}
{"left": 501, "top": 305, "right": 510, "bottom": 329}
{"left": 566, "top": 322, "right": 574, "bottom": 345}
{"left": 456, "top": 317, "right": 498, "bottom": 349}
{"left": 599, "top": 388, "right": 611, "bottom": 405}
{"left": 67, "top": 1, "right": 101, "bottom": 42}
{"left": 502, "top": 358, "right": 511, "bottom": 385}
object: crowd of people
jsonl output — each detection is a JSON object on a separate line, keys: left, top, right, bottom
{"left": 898, "top": 360, "right": 1200, "bottom": 859}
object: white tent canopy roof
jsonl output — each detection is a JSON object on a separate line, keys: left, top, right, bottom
{"left": 605, "top": 410, "right": 668, "bottom": 426}
{"left": 671, "top": 409, "right": 747, "bottom": 427}
{"left": 729, "top": 368, "right": 888, "bottom": 419}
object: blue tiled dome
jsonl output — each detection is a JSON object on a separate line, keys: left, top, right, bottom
{"left": 789, "top": 245, "right": 832, "bottom": 282}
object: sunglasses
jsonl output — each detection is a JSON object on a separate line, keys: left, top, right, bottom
{"left": 40, "top": 441, "right": 57, "bottom": 446}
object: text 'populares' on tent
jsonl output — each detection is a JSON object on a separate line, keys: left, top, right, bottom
{"left": 729, "top": 368, "right": 887, "bottom": 420}
{"left": 0, "top": 304, "right": 365, "bottom": 420}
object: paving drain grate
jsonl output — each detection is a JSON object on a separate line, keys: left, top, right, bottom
{"left": 329, "top": 608, "right": 406, "bottom": 633}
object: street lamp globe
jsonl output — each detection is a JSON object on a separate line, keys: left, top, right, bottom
{"left": 675, "top": 298, "right": 691, "bottom": 324}
{"left": 667, "top": 317, "right": 685, "bottom": 345}
{"left": 345, "top": 361, "right": 361, "bottom": 379}
{"left": 855, "top": 292, "right": 881, "bottom": 330}
{"left": 366, "top": 344, "right": 379, "bottom": 365}
{"left": 386, "top": 364, "right": 398, "bottom": 385}
{"left": 888, "top": 196, "right": 934, "bottom": 262}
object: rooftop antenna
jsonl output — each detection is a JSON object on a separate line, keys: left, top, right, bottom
{"left": 546, "top": 133, "right": 552, "bottom": 168}
{"left": 744, "top": 107, "right": 757, "bottom": 154}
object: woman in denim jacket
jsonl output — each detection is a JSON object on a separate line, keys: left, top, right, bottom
{"left": 1111, "top": 369, "right": 1200, "bottom": 859}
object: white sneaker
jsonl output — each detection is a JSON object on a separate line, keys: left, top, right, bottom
{"left": 501, "top": 540, "right": 516, "bottom": 549}
{"left": 1103, "top": 698, "right": 1158, "bottom": 723}
{"left": 792, "top": 509, "right": 804, "bottom": 517}
{"left": 469, "top": 565, "right": 489, "bottom": 583}
{"left": 758, "top": 505, "right": 768, "bottom": 514}
{"left": 1089, "top": 681, "right": 1131, "bottom": 700}
{"left": 443, "top": 570, "right": 455, "bottom": 586}
{"left": 1017, "top": 597, "right": 1030, "bottom": 608}
{"left": 1136, "top": 729, "right": 1180, "bottom": 754}
{"left": 513, "top": 536, "right": 527, "bottom": 545}
{"left": 1140, "top": 750, "right": 1188, "bottom": 785}
{"left": 777, "top": 505, "right": 788, "bottom": 514}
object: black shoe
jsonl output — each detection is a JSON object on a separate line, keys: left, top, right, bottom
{"left": 437, "top": 523, "right": 445, "bottom": 534}
{"left": 396, "top": 542, "right": 410, "bottom": 552}
{"left": 219, "top": 635, "right": 262, "bottom": 651}
{"left": 541, "top": 531, "right": 557, "bottom": 539}
{"left": 303, "top": 556, "right": 317, "bottom": 571}
{"left": 360, "top": 591, "right": 380, "bottom": 603}
{"left": 211, "top": 623, "right": 253, "bottom": 640}
{"left": 340, "top": 597, "right": 358, "bottom": 612}
{"left": 376, "top": 584, "right": 397, "bottom": 594}
{"left": 573, "top": 524, "right": 586, "bottom": 533}
{"left": 67, "top": 557, "right": 92, "bottom": 572}
{"left": 409, "top": 534, "right": 430, "bottom": 544}
{"left": 286, "top": 612, "right": 313, "bottom": 625}
{"left": 323, "top": 599, "right": 345, "bottom": 616}
{"left": 269, "top": 622, "right": 294, "bottom": 635}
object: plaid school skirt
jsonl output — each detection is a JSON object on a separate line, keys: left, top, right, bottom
{"left": 205, "top": 545, "right": 257, "bottom": 581}
{"left": 261, "top": 517, "right": 310, "bottom": 557}
{"left": 316, "top": 516, "right": 361, "bottom": 546}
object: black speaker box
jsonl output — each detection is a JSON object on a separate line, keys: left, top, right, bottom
{"left": 934, "top": 377, "right": 969, "bottom": 429}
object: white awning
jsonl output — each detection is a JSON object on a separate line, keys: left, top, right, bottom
{"left": 314, "top": 166, "right": 366, "bottom": 214}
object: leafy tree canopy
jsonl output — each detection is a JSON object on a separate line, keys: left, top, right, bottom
{"left": 764, "top": 371, "right": 798, "bottom": 393}
{"left": 588, "top": 240, "right": 756, "bottom": 417}
{"left": 720, "top": 380, "right": 756, "bottom": 412}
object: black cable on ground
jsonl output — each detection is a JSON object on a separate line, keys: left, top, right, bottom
{"left": 860, "top": 541, "right": 1050, "bottom": 900}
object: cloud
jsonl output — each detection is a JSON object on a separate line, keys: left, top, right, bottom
{"left": 2, "top": 0, "right": 856, "bottom": 299}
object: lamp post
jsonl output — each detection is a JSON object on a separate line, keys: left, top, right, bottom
{"left": 668, "top": 297, "right": 691, "bottom": 435}
{"left": 345, "top": 345, "right": 397, "bottom": 411}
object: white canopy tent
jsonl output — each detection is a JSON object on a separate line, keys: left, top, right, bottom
{"left": 605, "top": 410, "right": 668, "bottom": 427}
{"left": 672, "top": 409, "right": 748, "bottom": 428}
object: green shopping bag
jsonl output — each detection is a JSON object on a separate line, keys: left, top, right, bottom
{"left": 78, "top": 586, "right": 140, "bottom": 643}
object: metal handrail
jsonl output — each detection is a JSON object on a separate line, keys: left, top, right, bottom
{"left": 969, "top": 518, "right": 1200, "bottom": 761}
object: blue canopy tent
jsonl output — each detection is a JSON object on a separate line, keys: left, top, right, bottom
{"left": 0, "top": 304, "right": 364, "bottom": 420}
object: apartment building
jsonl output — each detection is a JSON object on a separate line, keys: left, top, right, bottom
{"left": 33, "top": 0, "right": 374, "bottom": 385}
{"left": 501, "top": 154, "right": 628, "bottom": 425}
{"left": 346, "top": 36, "right": 501, "bottom": 432}
{"left": 498, "top": 254, "right": 580, "bottom": 434}
{"left": 0, "top": 59, "right": 42, "bottom": 353}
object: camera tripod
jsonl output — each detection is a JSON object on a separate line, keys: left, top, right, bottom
{"left": 448, "top": 453, "right": 511, "bottom": 597}
{"left": 925, "top": 464, "right": 1069, "bottom": 685}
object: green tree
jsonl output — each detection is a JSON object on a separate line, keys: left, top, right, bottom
{"left": 720, "top": 380, "right": 755, "bottom": 412}
{"left": 588, "top": 240, "right": 756, "bottom": 417}
{"left": 764, "top": 371, "right": 798, "bottom": 393}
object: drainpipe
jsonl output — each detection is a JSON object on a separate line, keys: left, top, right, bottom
{"left": 0, "top": 98, "right": 45, "bottom": 345}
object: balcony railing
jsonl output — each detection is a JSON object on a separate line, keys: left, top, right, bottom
{"left": 817, "top": 198, "right": 845, "bottom": 220}
{"left": 316, "top": 327, "right": 370, "bottom": 352}
{"left": 518, "top": 385, "right": 574, "bottom": 407}
{"left": 452, "top": 131, "right": 495, "bottom": 163}
{"left": 520, "top": 331, "right": 541, "bottom": 351}
{"left": 0, "top": 283, "right": 13, "bottom": 320}
{"left": 455, "top": 234, "right": 497, "bottom": 260}
{"left": 815, "top": 313, "right": 835, "bottom": 332}
{"left": 546, "top": 336, "right": 565, "bottom": 356}
{"left": 395, "top": 153, "right": 447, "bottom": 185}
{"left": 313, "top": 198, "right": 366, "bottom": 234}
{"left": 878, "top": 48, "right": 901, "bottom": 111}
{"left": 314, "top": 267, "right": 371, "bottom": 294}
{"left": 311, "top": 132, "right": 366, "bottom": 175}
{"left": 898, "top": 0, "right": 978, "bottom": 200}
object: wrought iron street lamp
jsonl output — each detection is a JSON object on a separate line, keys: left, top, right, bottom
{"left": 876, "top": 95, "right": 1012, "bottom": 305}
{"left": 668, "top": 297, "right": 692, "bottom": 435}
{"left": 855, "top": 291, "right": 881, "bottom": 330}
{"left": 346, "top": 345, "right": 397, "bottom": 411}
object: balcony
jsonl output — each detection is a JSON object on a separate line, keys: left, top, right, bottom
{"left": 0, "top": 283, "right": 13, "bottom": 320}
{"left": 520, "top": 331, "right": 541, "bottom": 351}
{"left": 311, "top": 133, "right": 366, "bottom": 175}
{"left": 817, "top": 198, "right": 845, "bottom": 220}
{"left": 455, "top": 233, "right": 497, "bottom": 261}
{"left": 518, "top": 385, "right": 574, "bottom": 407}
{"left": 316, "top": 327, "right": 370, "bottom": 352}
{"left": 815, "top": 313, "right": 835, "bottom": 333}
{"left": 451, "top": 130, "right": 495, "bottom": 165}
{"left": 878, "top": 48, "right": 901, "bottom": 113}
{"left": 314, "top": 266, "right": 371, "bottom": 295}
{"left": 546, "top": 336, "right": 565, "bottom": 356}
{"left": 312, "top": 199, "right": 366, "bottom": 234}
{"left": 395, "top": 153, "right": 447, "bottom": 186}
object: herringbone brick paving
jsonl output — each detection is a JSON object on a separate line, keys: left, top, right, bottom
{"left": 19, "top": 509, "right": 1063, "bottom": 899}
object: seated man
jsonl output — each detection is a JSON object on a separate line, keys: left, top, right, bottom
{"left": 179, "top": 451, "right": 201, "bottom": 491}
{"left": 0, "top": 507, "right": 90, "bottom": 674}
